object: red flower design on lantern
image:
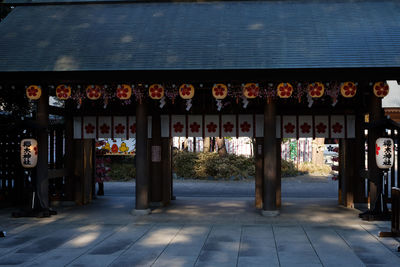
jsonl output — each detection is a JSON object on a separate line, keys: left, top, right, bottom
{"left": 223, "top": 122, "right": 234, "bottom": 132}
{"left": 277, "top": 83, "right": 293, "bottom": 98}
{"left": 26, "top": 85, "right": 41, "bottom": 100}
{"left": 116, "top": 84, "right": 132, "bottom": 100}
{"left": 332, "top": 122, "right": 343, "bottom": 133}
{"left": 243, "top": 83, "right": 259, "bottom": 99}
{"left": 100, "top": 124, "right": 110, "bottom": 134}
{"left": 179, "top": 84, "right": 195, "bottom": 99}
{"left": 149, "top": 84, "right": 165, "bottom": 100}
{"left": 212, "top": 84, "right": 228, "bottom": 99}
{"left": 316, "top": 122, "right": 327, "bottom": 133}
{"left": 86, "top": 85, "right": 102, "bottom": 100}
{"left": 115, "top": 124, "right": 125, "bottom": 134}
{"left": 33, "top": 146, "right": 38, "bottom": 155}
{"left": 340, "top": 82, "right": 357, "bottom": 98}
{"left": 373, "top": 82, "right": 389, "bottom": 97}
{"left": 376, "top": 143, "right": 380, "bottom": 156}
{"left": 190, "top": 122, "right": 200, "bottom": 133}
{"left": 173, "top": 122, "right": 184, "bottom": 133}
{"left": 300, "top": 123, "right": 311, "bottom": 133}
{"left": 307, "top": 82, "right": 325, "bottom": 98}
{"left": 284, "top": 123, "right": 295, "bottom": 133}
{"left": 130, "top": 123, "right": 136, "bottom": 134}
{"left": 85, "top": 123, "right": 95, "bottom": 134}
{"left": 56, "top": 84, "right": 71, "bottom": 100}
{"left": 207, "top": 122, "right": 217, "bottom": 133}
{"left": 240, "top": 122, "right": 251, "bottom": 132}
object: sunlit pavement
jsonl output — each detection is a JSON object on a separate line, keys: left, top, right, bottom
{"left": 0, "top": 179, "right": 399, "bottom": 266}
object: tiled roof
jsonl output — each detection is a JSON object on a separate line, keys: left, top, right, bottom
{"left": 1, "top": 0, "right": 400, "bottom": 72}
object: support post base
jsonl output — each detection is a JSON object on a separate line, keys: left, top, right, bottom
{"left": 261, "top": 210, "right": 280, "bottom": 217}
{"left": 130, "top": 209, "right": 151, "bottom": 216}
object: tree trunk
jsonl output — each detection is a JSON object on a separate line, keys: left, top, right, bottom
{"left": 312, "top": 138, "right": 325, "bottom": 165}
{"left": 216, "top": 137, "right": 227, "bottom": 157}
{"left": 203, "top": 137, "right": 210, "bottom": 152}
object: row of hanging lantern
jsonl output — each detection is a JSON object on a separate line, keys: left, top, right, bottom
{"left": 25, "top": 81, "right": 390, "bottom": 101}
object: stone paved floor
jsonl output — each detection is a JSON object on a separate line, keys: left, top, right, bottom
{"left": 0, "top": 195, "right": 399, "bottom": 266}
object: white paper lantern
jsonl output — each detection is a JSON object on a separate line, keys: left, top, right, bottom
{"left": 375, "top": 138, "right": 394, "bottom": 169}
{"left": 20, "top": 139, "right": 38, "bottom": 168}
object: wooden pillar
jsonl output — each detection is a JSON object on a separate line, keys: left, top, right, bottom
{"left": 262, "top": 102, "right": 279, "bottom": 215}
{"left": 36, "top": 86, "right": 49, "bottom": 210}
{"left": 276, "top": 138, "right": 282, "bottom": 209}
{"left": 339, "top": 139, "right": 355, "bottom": 208}
{"left": 162, "top": 137, "right": 172, "bottom": 206}
{"left": 150, "top": 113, "right": 163, "bottom": 205}
{"left": 368, "top": 94, "right": 383, "bottom": 211}
{"left": 134, "top": 101, "right": 150, "bottom": 212}
{"left": 64, "top": 109, "right": 75, "bottom": 201}
{"left": 255, "top": 137, "right": 263, "bottom": 209}
{"left": 73, "top": 139, "right": 94, "bottom": 205}
{"left": 354, "top": 114, "right": 367, "bottom": 206}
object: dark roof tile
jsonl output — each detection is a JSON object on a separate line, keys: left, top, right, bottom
{"left": 0, "top": 1, "right": 400, "bottom": 72}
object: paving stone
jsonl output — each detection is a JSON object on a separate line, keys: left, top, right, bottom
{"left": 336, "top": 226, "right": 400, "bottom": 266}
{"left": 273, "top": 225, "right": 321, "bottom": 266}
{"left": 303, "top": 226, "right": 365, "bottom": 267}
{"left": 109, "top": 225, "right": 182, "bottom": 267}
{"left": 195, "top": 225, "right": 241, "bottom": 267}
{"left": 238, "top": 225, "right": 279, "bottom": 267}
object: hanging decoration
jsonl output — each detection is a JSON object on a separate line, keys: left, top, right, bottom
{"left": 149, "top": 84, "right": 165, "bottom": 100}
{"left": 373, "top": 82, "right": 389, "bottom": 98}
{"left": 326, "top": 82, "right": 339, "bottom": 106}
{"left": 376, "top": 138, "right": 394, "bottom": 169}
{"left": 308, "top": 82, "right": 325, "bottom": 98}
{"left": 277, "top": 83, "right": 293, "bottom": 98}
{"left": 179, "top": 84, "right": 195, "bottom": 99}
{"left": 242, "top": 83, "right": 259, "bottom": 99}
{"left": 340, "top": 82, "right": 357, "bottom": 98}
{"left": 259, "top": 83, "right": 276, "bottom": 104}
{"left": 116, "top": 84, "right": 132, "bottom": 100}
{"left": 212, "top": 84, "right": 228, "bottom": 111}
{"left": 55, "top": 84, "right": 71, "bottom": 100}
{"left": 212, "top": 84, "right": 228, "bottom": 100}
{"left": 133, "top": 84, "right": 145, "bottom": 104}
{"left": 165, "top": 84, "right": 178, "bottom": 104}
{"left": 20, "top": 138, "right": 38, "bottom": 168}
{"left": 86, "top": 85, "right": 102, "bottom": 100}
{"left": 179, "top": 84, "right": 194, "bottom": 111}
{"left": 26, "top": 85, "right": 41, "bottom": 100}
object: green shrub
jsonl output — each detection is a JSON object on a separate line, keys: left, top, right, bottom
{"left": 281, "top": 159, "right": 302, "bottom": 177}
{"left": 173, "top": 151, "right": 255, "bottom": 180}
{"left": 109, "top": 163, "right": 136, "bottom": 181}
{"left": 173, "top": 151, "right": 198, "bottom": 178}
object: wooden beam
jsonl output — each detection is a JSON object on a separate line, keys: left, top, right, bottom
{"left": 276, "top": 138, "right": 282, "bottom": 209}
{"left": 150, "top": 113, "right": 163, "bottom": 204}
{"left": 36, "top": 86, "right": 49, "bottom": 210}
{"left": 135, "top": 101, "right": 149, "bottom": 211}
{"left": 162, "top": 137, "right": 172, "bottom": 206}
{"left": 262, "top": 101, "right": 279, "bottom": 215}
{"left": 255, "top": 137, "right": 263, "bottom": 209}
{"left": 368, "top": 94, "right": 383, "bottom": 212}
